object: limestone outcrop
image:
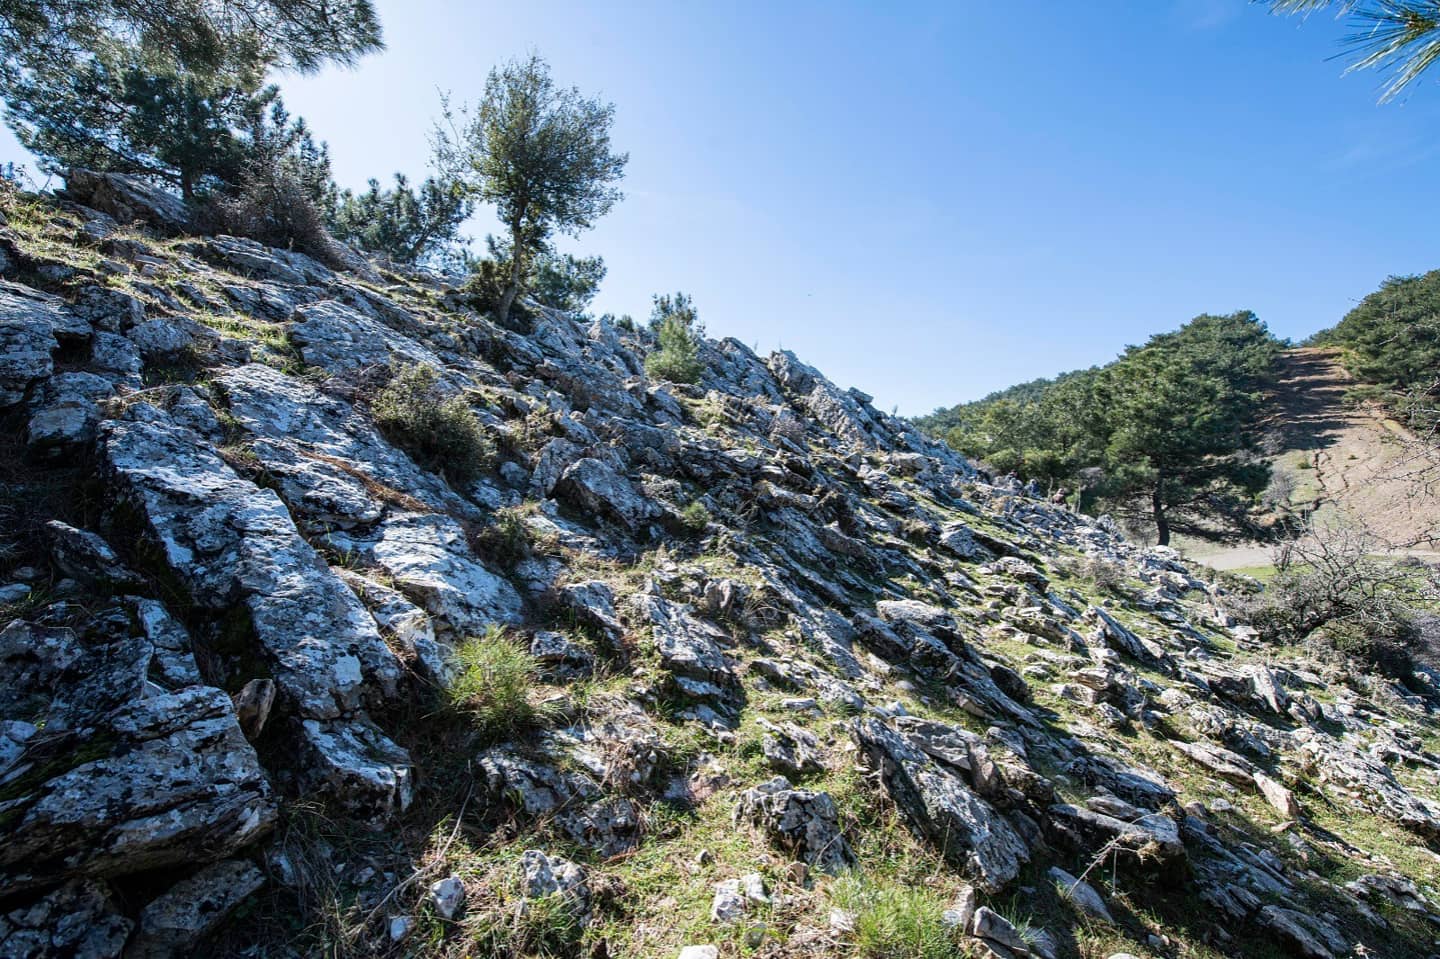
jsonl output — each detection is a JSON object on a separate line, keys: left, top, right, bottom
{"left": 1, "top": 174, "right": 1437, "bottom": 958}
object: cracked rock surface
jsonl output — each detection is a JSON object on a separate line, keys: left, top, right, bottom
{"left": 2, "top": 173, "right": 1439, "bottom": 958}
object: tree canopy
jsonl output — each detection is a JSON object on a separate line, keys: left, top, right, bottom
{"left": 0, "top": 0, "right": 382, "bottom": 77}
{"left": 918, "top": 311, "right": 1280, "bottom": 544}
{"left": 1315, "top": 270, "right": 1440, "bottom": 429}
{"left": 329, "top": 173, "right": 472, "bottom": 267}
{"left": 3, "top": 43, "right": 268, "bottom": 200}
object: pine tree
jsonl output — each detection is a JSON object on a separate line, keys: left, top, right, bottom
{"left": 1267, "top": 1, "right": 1440, "bottom": 101}
{"left": 3, "top": 43, "right": 258, "bottom": 200}
{"left": 0, "top": 0, "right": 382, "bottom": 78}
{"left": 329, "top": 173, "right": 473, "bottom": 266}
{"left": 644, "top": 292, "right": 704, "bottom": 384}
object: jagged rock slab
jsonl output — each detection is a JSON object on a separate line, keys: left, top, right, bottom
{"left": 555, "top": 457, "right": 661, "bottom": 532}
{"left": 735, "top": 776, "right": 854, "bottom": 873}
{"left": 64, "top": 169, "right": 192, "bottom": 233}
{"left": 852, "top": 717, "right": 1029, "bottom": 891}
{"left": 0, "top": 684, "right": 275, "bottom": 892}
{"left": 363, "top": 512, "right": 523, "bottom": 636}
{"left": 1044, "top": 801, "right": 1186, "bottom": 883}
{"left": 288, "top": 298, "right": 445, "bottom": 374}
{"left": 101, "top": 414, "right": 403, "bottom": 720}
{"left": 100, "top": 414, "right": 411, "bottom": 815}
{"left": 215, "top": 363, "right": 475, "bottom": 518}
{"left": 26, "top": 372, "right": 115, "bottom": 454}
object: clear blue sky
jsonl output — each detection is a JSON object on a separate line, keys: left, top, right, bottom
{"left": 6, "top": 1, "right": 1439, "bottom": 414}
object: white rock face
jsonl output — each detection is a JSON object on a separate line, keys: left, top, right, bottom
{"left": 100, "top": 414, "right": 412, "bottom": 815}
{"left": 555, "top": 456, "right": 661, "bottom": 531}
{"left": 102, "top": 415, "right": 403, "bottom": 719}
{"left": 366, "top": 512, "right": 523, "bottom": 636}
{"left": 0, "top": 281, "right": 75, "bottom": 407}
{"left": 289, "top": 298, "right": 446, "bottom": 374}
{"left": 215, "top": 363, "right": 477, "bottom": 518}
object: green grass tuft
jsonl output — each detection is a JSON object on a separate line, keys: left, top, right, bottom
{"left": 445, "top": 627, "right": 541, "bottom": 744}
{"left": 829, "top": 872, "right": 965, "bottom": 959}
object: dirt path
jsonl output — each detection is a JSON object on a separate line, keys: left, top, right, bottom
{"left": 1183, "top": 348, "right": 1440, "bottom": 571}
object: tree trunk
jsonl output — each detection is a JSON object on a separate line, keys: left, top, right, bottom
{"left": 1152, "top": 483, "right": 1170, "bottom": 546}
{"left": 180, "top": 171, "right": 194, "bottom": 205}
{"left": 495, "top": 221, "right": 527, "bottom": 327}
{"left": 495, "top": 283, "right": 520, "bottom": 328}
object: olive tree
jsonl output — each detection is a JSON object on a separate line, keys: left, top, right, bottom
{"left": 433, "top": 55, "right": 627, "bottom": 327}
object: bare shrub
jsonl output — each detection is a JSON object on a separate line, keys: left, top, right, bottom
{"left": 198, "top": 165, "right": 346, "bottom": 268}
{"left": 1238, "top": 521, "right": 1436, "bottom": 676}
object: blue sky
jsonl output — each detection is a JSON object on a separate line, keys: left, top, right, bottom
{"left": 6, "top": 1, "right": 1439, "bottom": 413}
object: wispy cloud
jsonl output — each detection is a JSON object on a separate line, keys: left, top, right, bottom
{"left": 1329, "top": 133, "right": 1440, "bottom": 174}
{"left": 1174, "top": 0, "right": 1242, "bottom": 31}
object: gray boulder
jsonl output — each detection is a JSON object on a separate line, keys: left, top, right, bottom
{"left": 126, "top": 859, "right": 266, "bottom": 959}
{"left": 735, "top": 776, "right": 854, "bottom": 874}
{"left": 26, "top": 372, "right": 114, "bottom": 454}
{"left": 642, "top": 595, "right": 738, "bottom": 712}
{"left": 0, "top": 683, "right": 275, "bottom": 892}
{"left": 852, "top": 717, "right": 1029, "bottom": 891}
{"left": 517, "top": 850, "right": 591, "bottom": 924}
{"left": 1044, "top": 801, "right": 1186, "bottom": 882}
{"left": 758, "top": 719, "right": 825, "bottom": 778}
{"left": 90, "top": 331, "right": 144, "bottom": 382}
{"left": 477, "top": 748, "right": 638, "bottom": 857}
{"left": 1258, "top": 905, "right": 1346, "bottom": 959}
{"left": 44, "top": 520, "right": 142, "bottom": 587}
{"left": 553, "top": 580, "right": 625, "bottom": 647}
{"left": 64, "top": 169, "right": 191, "bottom": 233}
{"left": 555, "top": 457, "right": 660, "bottom": 532}
{"left": 127, "top": 317, "right": 197, "bottom": 360}
{"left": 1048, "top": 866, "right": 1112, "bottom": 923}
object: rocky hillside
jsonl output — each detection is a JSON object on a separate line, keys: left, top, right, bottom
{"left": 2, "top": 175, "right": 1440, "bottom": 959}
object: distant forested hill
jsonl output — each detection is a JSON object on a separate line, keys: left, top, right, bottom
{"left": 1313, "top": 270, "right": 1440, "bottom": 434}
{"left": 915, "top": 312, "right": 1282, "bottom": 545}
{"left": 918, "top": 368, "right": 1096, "bottom": 438}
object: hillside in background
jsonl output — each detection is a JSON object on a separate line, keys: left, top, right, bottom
{"left": 1182, "top": 347, "right": 1440, "bottom": 572}
{"left": 921, "top": 269, "right": 1440, "bottom": 575}
{"left": 1, "top": 176, "right": 1439, "bottom": 959}
{"left": 915, "top": 313, "right": 1280, "bottom": 547}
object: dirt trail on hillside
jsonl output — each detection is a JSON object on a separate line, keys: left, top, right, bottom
{"left": 1185, "top": 348, "right": 1440, "bottom": 571}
